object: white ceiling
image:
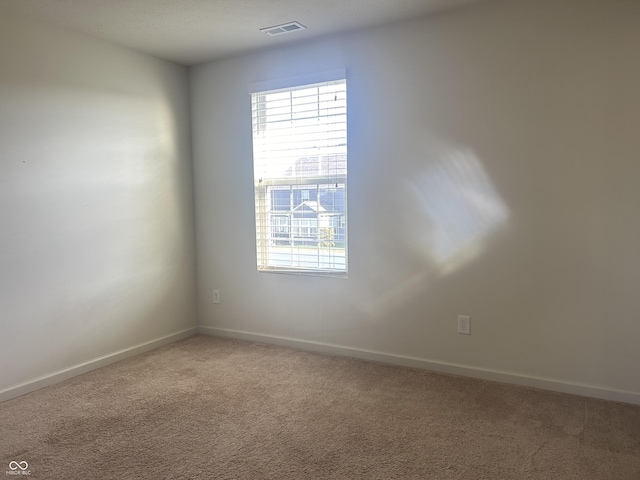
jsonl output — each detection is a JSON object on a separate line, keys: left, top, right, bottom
{"left": 0, "top": 0, "right": 487, "bottom": 66}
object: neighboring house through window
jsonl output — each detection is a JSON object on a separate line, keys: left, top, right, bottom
{"left": 250, "top": 72, "right": 347, "bottom": 276}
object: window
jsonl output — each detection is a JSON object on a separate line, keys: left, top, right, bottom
{"left": 250, "top": 73, "right": 347, "bottom": 276}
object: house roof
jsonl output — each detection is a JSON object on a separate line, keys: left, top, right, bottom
{"left": 292, "top": 201, "right": 326, "bottom": 213}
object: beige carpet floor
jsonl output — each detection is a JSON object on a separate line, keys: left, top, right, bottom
{"left": 1, "top": 335, "right": 639, "bottom": 479}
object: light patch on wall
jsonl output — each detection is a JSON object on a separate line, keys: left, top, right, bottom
{"left": 352, "top": 142, "right": 509, "bottom": 320}
{"left": 409, "top": 145, "right": 509, "bottom": 275}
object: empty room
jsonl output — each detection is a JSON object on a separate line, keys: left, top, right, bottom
{"left": 1, "top": 0, "right": 639, "bottom": 478}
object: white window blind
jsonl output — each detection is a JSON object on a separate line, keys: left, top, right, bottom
{"left": 250, "top": 76, "right": 348, "bottom": 276}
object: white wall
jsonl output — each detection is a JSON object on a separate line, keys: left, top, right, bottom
{"left": 191, "top": 0, "right": 640, "bottom": 402}
{"left": 0, "top": 12, "right": 196, "bottom": 395}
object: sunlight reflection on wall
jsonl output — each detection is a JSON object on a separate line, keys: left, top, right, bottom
{"left": 409, "top": 145, "right": 509, "bottom": 275}
{"left": 352, "top": 142, "right": 510, "bottom": 321}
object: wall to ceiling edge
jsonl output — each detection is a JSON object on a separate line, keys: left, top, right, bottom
{"left": 191, "top": 0, "right": 640, "bottom": 404}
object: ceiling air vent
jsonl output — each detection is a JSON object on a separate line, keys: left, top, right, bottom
{"left": 261, "top": 21, "right": 306, "bottom": 37}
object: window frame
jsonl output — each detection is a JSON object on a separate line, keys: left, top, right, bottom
{"left": 249, "top": 71, "right": 348, "bottom": 277}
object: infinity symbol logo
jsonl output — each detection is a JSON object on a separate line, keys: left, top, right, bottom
{"left": 8, "top": 461, "right": 28, "bottom": 471}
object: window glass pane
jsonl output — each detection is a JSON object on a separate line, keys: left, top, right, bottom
{"left": 251, "top": 78, "right": 347, "bottom": 276}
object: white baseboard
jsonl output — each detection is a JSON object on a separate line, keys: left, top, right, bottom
{"left": 0, "top": 327, "right": 198, "bottom": 403}
{"left": 198, "top": 326, "right": 640, "bottom": 406}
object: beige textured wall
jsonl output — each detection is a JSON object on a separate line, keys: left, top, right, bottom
{"left": 191, "top": 0, "right": 640, "bottom": 400}
{"left": 0, "top": 12, "right": 196, "bottom": 391}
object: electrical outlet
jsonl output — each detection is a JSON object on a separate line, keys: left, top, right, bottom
{"left": 458, "top": 315, "right": 471, "bottom": 335}
{"left": 212, "top": 290, "right": 220, "bottom": 304}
